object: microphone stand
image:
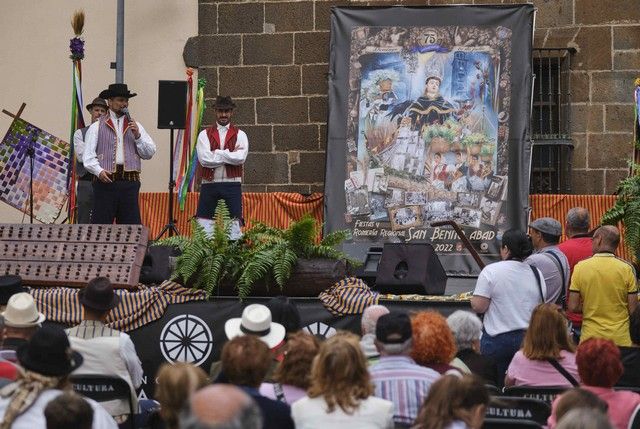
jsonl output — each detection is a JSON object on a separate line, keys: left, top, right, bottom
{"left": 155, "top": 121, "right": 181, "bottom": 240}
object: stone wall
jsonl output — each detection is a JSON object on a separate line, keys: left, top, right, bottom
{"left": 185, "top": 0, "right": 640, "bottom": 194}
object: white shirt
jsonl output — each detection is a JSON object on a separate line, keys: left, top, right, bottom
{"left": 0, "top": 388, "right": 117, "bottom": 429}
{"left": 83, "top": 110, "right": 156, "bottom": 176}
{"left": 73, "top": 128, "right": 85, "bottom": 161}
{"left": 292, "top": 395, "right": 394, "bottom": 429}
{"left": 473, "top": 260, "right": 546, "bottom": 336}
{"left": 196, "top": 123, "right": 248, "bottom": 182}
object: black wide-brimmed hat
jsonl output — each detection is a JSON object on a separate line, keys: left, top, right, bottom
{"left": 212, "top": 96, "right": 236, "bottom": 110}
{"left": 99, "top": 83, "right": 137, "bottom": 99}
{"left": 0, "top": 275, "right": 26, "bottom": 306}
{"left": 86, "top": 97, "right": 108, "bottom": 111}
{"left": 17, "top": 325, "right": 83, "bottom": 376}
{"left": 78, "top": 277, "right": 120, "bottom": 311}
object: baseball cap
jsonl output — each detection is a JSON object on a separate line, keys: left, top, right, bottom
{"left": 375, "top": 312, "right": 412, "bottom": 344}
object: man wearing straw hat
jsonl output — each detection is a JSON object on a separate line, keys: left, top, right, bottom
{"left": 72, "top": 96, "right": 108, "bottom": 224}
{"left": 195, "top": 96, "right": 248, "bottom": 238}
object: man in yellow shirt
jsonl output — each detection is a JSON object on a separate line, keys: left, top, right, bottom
{"left": 568, "top": 225, "right": 638, "bottom": 346}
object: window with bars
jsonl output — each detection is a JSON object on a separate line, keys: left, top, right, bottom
{"left": 529, "top": 48, "right": 576, "bottom": 194}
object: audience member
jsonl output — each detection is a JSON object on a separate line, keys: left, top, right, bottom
{"left": 568, "top": 226, "right": 638, "bottom": 346}
{"left": 413, "top": 374, "right": 490, "bottom": 429}
{"left": 360, "top": 304, "right": 390, "bottom": 363}
{"left": 471, "top": 229, "right": 546, "bottom": 384}
{"left": 446, "top": 310, "right": 499, "bottom": 386}
{"left": 148, "top": 362, "right": 209, "bottom": 429}
{"left": 548, "top": 338, "right": 640, "bottom": 429}
{"left": 179, "top": 384, "right": 262, "bottom": 429}
{"left": 0, "top": 325, "right": 116, "bottom": 429}
{"left": 44, "top": 391, "right": 94, "bottom": 429}
{"left": 411, "top": 311, "right": 461, "bottom": 375}
{"left": 369, "top": 312, "right": 440, "bottom": 427}
{"left": 558, "top": 207, "right": 593, "bottom": 340}
{"left": 553, "top": 388, "right": 608, "bottom": 424}
{"left": 66, "top": 277, "right": 143, "bottom": 422}
{"left": 212, "top": 303, "right": 286, "bottom": 381}
{"left": 505, "top": 303, "right": 579, "bottom": 387}
{"left": 526, "top": 217, "right": 570, "bottom": 305}
{"left": 260, "top": 331, "right": 320, "bottom": 404}
{"left": 0, "top": 292, "right": 45, "bottom": 381}
{"left": 618, "top": 306, "right": 640, "bottom": 387}
{"left": 556, "top": 408, "right": 614, "bottom": 429}
{"left": 266, "top": 296, "right": 302, "bottom": 335}
{"left": 221, "top": 335, "right": 294, "bottom": 429}
{"left": 292, "top": 332, "right": 394, "bottom": 429}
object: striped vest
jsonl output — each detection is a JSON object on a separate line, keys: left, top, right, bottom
{"left": 201, "top": 124, "right": 243, "bottom": 180}
{"left": 95, "top": 116, "right": 141, "bottom": 172}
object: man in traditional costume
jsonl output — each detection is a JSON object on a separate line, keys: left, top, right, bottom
{"left": 83, "top": 83, "right": 156, "bottom": 224}
{"left": 73, "top": 97, "right": 108, "bottom": 223}
{"left": 195, "top": 96, "right": 248, "bottom": 236}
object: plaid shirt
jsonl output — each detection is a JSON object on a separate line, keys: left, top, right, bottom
{"left": 369, "top": 355, "right": 441, "bottom": 425}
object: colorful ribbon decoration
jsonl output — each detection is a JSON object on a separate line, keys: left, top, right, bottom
{"left": 68, "top": 12, "right": 86, "bottom": 223}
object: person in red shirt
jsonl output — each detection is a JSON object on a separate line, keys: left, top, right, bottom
{"left": 557, "top": 207, "right": 593, "bottom": 340}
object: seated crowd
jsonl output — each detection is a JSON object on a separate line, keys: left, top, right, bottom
{"left": 0, "top": 207, "right": 637, "bottom": 429}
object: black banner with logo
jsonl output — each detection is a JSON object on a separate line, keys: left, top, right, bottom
{"left": 324, "top": 5, "right": 534, "bottom": 275}
{"left": 129, "top": 298, "right": 469, "bottom": 400}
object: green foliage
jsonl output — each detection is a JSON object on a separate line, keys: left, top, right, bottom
{"left": 238, "top": 215, "right": 357, "bottom": 296}
{"left": 154, "top": 201, "right": 242, "bottom": 298}
{"left": 155, "top": 209, "right": 353, "bottom": 299}
{"left": 423, "top": 123, "right": 457, "bottom": 142}
{"left": 602, "top": 163, "right": 640, "bottom": 255}
{"left": 461, "top": 133, "right": 488, "bottom": 147}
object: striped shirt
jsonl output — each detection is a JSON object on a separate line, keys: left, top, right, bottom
{"left": 369, "top": 355, "right": 441, "bottom": 425}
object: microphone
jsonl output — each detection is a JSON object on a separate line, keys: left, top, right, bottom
{"left": 121, "top": 107, "right": 132, "bottom": 122}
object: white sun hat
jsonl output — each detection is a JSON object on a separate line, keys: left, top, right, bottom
{"left": 2, "top": 292, "right": 46, "bottom": 328}
{"left": 224, "top": 304, "right": 286, "bottom": 349}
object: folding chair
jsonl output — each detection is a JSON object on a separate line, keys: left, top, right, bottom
{"left": 503, "top": 385, "right": 568, "bottom": 406}
{"left": 486, "top": 396, "right": 551, "bottom": 426}
{"left": 71, "top": 374, "right": 135, "bottom": 429}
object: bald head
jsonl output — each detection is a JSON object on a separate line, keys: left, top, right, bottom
{"left": 361, "top": 305, "right": 390, "bottom": 335}
{"left": 181, "top": 385, "right": 262, "bottom": 429}
{"left": 593, "top": 225, "right": 620, "bottom": 253}
{"left": 566, "top": 207, "right": 590, "bottom": 237}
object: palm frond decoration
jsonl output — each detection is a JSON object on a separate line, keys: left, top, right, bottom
{"left": 71, "top": 10, "right": 85, "bottom": 36}
{"left": 602, "top": 163, "right": 640, "bottom": 256}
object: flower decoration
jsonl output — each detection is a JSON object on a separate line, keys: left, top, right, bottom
{"left": 69, "top": 37, "right": 85, "bottom": 60}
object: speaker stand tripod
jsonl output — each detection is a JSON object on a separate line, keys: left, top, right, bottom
{"left": 155, "top": 126, "right": 181, "bottom": 240}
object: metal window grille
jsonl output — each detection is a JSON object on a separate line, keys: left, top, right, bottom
{"left": 529, "top": 48, "right": 576, "bottom": 194}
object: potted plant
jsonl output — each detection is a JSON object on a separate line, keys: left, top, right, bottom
{"left": 601, "top": 162, "right": 640, "bottom": 261}
{"left": 462, "top": 133, "right": 488, "bottom": 156}
{"left": 154, "top": 202, "right": 245, "bottom": 297}
{"left": 423, "top": 124, "right": 456, "bottom": 154}
{"left": 235, "top": 215, "right": 358, "bottom": 297}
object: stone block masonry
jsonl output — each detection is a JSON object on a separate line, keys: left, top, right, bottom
{"left": 186, "top": 0, "right": 640, "bottom": 195}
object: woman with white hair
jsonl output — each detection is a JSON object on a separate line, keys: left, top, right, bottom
{"left": 447, "top": 310, "right": 499, "bottom": 386}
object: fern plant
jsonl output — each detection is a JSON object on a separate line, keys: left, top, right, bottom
{"left": 601, "top": 162, "right": 640, "bottom": 257}
{"left": 154, "top": 201, "right": 244, "bottom": 297}
{"left": 237, "top": 215, "right": 356, "bottom": 296}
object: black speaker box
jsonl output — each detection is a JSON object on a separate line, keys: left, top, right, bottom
{"left": 157, "top": 80, "right": 188, "bottom": 129}
{"left": 375, "top": 243, "right": 447, "bottom": 295}
{"left": 139, "top": 245, "right": 177, "bottom": 285}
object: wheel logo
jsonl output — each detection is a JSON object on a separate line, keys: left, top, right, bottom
{"left": 160, "top": 314, "right": 213, "bottom": 366}
{"left": 303, "top": 322, "right": 337, "bottom": 340}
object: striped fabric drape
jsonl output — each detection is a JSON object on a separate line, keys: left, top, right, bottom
{"left": 31, "top": 281, "right": 206, "bottom": 332}
{"left": 139, "top": 192, "right": 631, "bottom": 261}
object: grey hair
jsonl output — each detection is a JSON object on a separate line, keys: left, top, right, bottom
{"left": 378, "top": 338, "right": 412, "bottom": 355}
{"left": 361, "top": 305, "right": 390, "bottom": 335}
{"left": 566, "top": 207, "right": 590, "bottom": 233}
{"left": 179, "top": 400, "right": 263, "bottom": 429}
{"left": 555, "top": 408, "right": 614, "bottom": 429}
{"left": 446, "top": 310, "right": 482, "bottom": 351}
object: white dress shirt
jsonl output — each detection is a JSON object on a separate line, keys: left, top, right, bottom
{"left": 0, "top": 388, "right": 117, "bottom": 429}
{"left": 196, "top": 123, "right": 248, "bottom": 182}
{"left": 73, "top": 128, "right": 85, "bottom": 161}
{"left": 83, "top": 110, "right": 156, "bottom": 176}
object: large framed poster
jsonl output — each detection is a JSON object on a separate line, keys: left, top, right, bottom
{"left": 325, "top": 5, "right": 535, "bottom": 275}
